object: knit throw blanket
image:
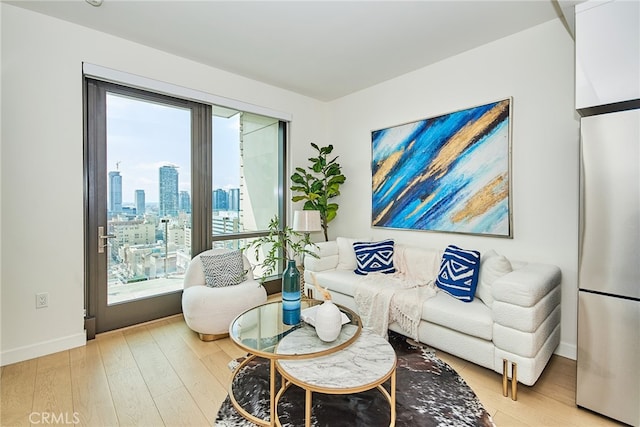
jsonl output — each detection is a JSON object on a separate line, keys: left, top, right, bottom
{"left": 354, "top": 274, "right": 436, "bottom": 341}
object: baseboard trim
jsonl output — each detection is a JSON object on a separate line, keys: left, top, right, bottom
{"left": 0, "top": 332, "right": 86, "bottom": 366}
{"left": 555, "top": 340, "right": 577, "bottom": 360}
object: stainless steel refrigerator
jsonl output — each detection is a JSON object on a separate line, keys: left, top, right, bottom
{"left": 577, "top": 107, "right": 640, "bottom": 426}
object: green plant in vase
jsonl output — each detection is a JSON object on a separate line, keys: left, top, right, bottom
{"left": 245, "top": 216, "right": 317, "bottom": 324}
{"left": 290, "top": 143, "right": 346, "bottom": 241}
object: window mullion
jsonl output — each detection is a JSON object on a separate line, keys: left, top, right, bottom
{"left": 192, "top": 104, "right": 213, "bottom": 256}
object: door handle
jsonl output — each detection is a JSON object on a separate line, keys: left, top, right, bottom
{"left": 98, "top": 226, "right": 116, "bottom": 253}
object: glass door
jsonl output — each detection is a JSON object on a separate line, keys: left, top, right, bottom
{"left": 105, "top": 93, "right": 191, "bottom": 305}
{"left": 85, "top": 79, "right": 206, "bottom": 334}
{"left": 85, "top": 76, "right": 285, "bottom": 334}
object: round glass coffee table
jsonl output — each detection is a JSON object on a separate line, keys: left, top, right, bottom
{"left": 228, "top": 300, "right": 362, "bottom": 426}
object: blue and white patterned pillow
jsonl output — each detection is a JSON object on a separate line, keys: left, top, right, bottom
{"left": 201, "top": 250, "right": 246, "bottom": 287}
{"left": 353, "top": 239, "right": 396, "bottom": 275}
{"left": 436, "top": 245, "right": 481, "bottom": 302}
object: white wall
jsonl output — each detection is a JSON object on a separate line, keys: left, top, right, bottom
{"left": 0, "top": 4, "right": 327, "bottom": 365}
{"left": 1, "top": 5, "right": 580, "bottom": 364}
{"left": 327, "top": 19, "right": 580, "bottom": 359}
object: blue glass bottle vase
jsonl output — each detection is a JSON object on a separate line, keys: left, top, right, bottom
{"left": 282, "top": 259, "right": 301, "bottom": 325}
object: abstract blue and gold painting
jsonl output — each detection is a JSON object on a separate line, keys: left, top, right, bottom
{"left": 371, "top": 98, "right": 512, "bottom": 237}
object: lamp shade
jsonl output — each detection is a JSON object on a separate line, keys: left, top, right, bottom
{"left": 293, "top": 210, "right": 322, "bottom": 232}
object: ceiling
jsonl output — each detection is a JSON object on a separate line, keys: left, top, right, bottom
{"left": 7, "top": 1, "right": 575, "bottom": 101}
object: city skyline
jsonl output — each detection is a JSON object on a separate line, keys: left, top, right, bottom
{"left": 108, "top": 165, "right": 240, "bottom": 213}
{"left": 107, "top": 92, "right": 241, "bottom": 204}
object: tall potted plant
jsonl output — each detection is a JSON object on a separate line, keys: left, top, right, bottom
{"left": 245, "top": 216, "right": 317, "bottom": 324}
{"left": 290, "top": 143, "right": 346, "bottom": 241}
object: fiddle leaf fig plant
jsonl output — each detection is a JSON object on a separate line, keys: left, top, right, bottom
{"left": 290, "top": 143, "right": 346, "bottom": 241}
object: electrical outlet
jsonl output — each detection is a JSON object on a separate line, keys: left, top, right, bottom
{"left": 36, "top": 292, "right": 48, "bottom": 309}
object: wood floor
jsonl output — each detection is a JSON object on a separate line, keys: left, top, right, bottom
{"left": 1, "top": 314, "right": 623, "bottom": 427}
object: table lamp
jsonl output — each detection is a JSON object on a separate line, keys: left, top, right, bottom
{"left": 293, "top": 210, "right": 322, "bottom": 298}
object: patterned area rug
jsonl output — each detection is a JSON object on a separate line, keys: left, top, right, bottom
{"left": 215, "top": 331, "right": 495, "bottom": 426}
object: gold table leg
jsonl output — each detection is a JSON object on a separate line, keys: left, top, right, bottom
{"left": 390, "top": 368, "right": 397, "bottom": 426}
{"left": 270, "top": 359, "right": 276, "bottom": 426}
{"left": 305, "top": 389, "right": 312, "bottom": 427}
{"left": 229, "top": 355, "right": 271, "bottom": 426}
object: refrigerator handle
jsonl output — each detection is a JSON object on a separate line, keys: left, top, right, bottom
{"left": 578, "top": 133, "right": 586, "bottom": 276}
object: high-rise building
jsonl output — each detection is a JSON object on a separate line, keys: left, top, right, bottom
{"left": 228, "top": 188, "right": 240, "bottom": 212}
{"left": 179, "top": 191, "right": 191, "bottom": 213}
{"left": 159, "top": 165, "right": 179, "bottom": 217}
{"left": 135, "top": 189, "right": 145, "bottom": 215}
{"left": 212, "top": 216, "right": 239, "bottom": 248}
{"left": 213, "top": 188, "right": 228, "bottom": 211}
{"left": 108, "top": 171, "right": 122, "bottom": 214}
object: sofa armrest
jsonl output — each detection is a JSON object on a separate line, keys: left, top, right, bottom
{"left": 304, "top": 240, "right": 339, "bottom": 272}
{"left": 493, "top": 263, "right": 561, "bottom": 308}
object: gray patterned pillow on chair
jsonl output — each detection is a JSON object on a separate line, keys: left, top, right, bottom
{"left": 201, "top": 250, "right": 246, "bottom": 287}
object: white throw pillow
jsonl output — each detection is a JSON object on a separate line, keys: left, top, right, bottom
{"left": 476, "top": 250, "right": 513, "bottom": 307}
{"left": 336, "top": 236, "right": 370, "bottom": 270}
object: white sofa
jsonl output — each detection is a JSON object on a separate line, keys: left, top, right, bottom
{"left": 303, "top": 238, "right": 562, "bottom": 392}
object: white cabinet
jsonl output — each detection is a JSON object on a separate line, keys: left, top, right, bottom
{"left": 575, "top": 0, "right": 640, "bottom": 110}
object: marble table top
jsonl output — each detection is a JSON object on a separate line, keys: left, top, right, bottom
{"left": 276, "top": 328, "right": 396, "bottom": 390}
{"left": 275, "top": 323, "right": 360, "bottom": 356}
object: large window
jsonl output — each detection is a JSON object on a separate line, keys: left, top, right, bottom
{"left": 85, "top": 75, "right": 286, "bottom": 323}
{"left": 105, "top": 92, "right": 193, "bottom": 303}
{"left": 211, "top": 108, "right": 284, "bottom": 277}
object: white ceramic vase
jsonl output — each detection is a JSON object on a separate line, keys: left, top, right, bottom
{"left": 314, "top": 300, "right": 342, "bottom": 342}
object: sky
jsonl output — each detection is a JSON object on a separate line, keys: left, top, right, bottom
{"left": 106, "top": 93, "right": 240, "bottom": 204}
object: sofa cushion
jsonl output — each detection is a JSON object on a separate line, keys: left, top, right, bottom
{"left": 201, "top": 250, "right": 246, "bottom": 287}
{"left": 309, "top": 240, "right": 339, "bottom": 258}
{"left": 305, "top": 254, "right": 340, "bottom": 273}
{"left": 493, "top": 285, "right": 561, "bottom": 333}
{"left": 309, "top": 270, "right": 362, "bottom": 296}
{"left": 476, "top": 250, "right": 513, "bottom": 307}
{"left": 493, "top": 263, "right": 561, "bottom": 307}
{"left": 435, "top": 245, "right": 480, "bottom": 302}
{"left": 336, "top": 236, "right": 370, "bottom": 270}
{"left": 353, "top": 239, "right": 396, "bottom": 275}
{"left": 391, "top": 321, "right": 495, "bottom": 371}
{"left": 421, "top": 292, "right": 493, "bottom": 340}
{"left": 493, "top": 305, "right": 561, "bottom": 358}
